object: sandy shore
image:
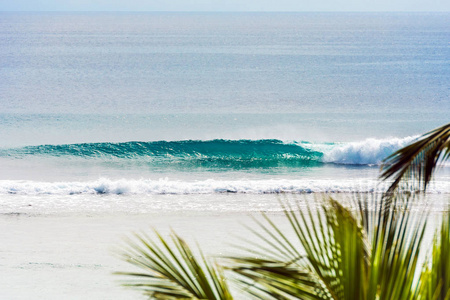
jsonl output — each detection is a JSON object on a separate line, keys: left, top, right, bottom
{"left": 0, "top": 211, "right": 272, "bottom": 300}
{"left": 1, "top": 193, "right": 447, "bottom": 299}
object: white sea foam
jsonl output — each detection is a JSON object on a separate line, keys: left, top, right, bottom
{"left": 321, "top": 136, "right": 418, "bottom": 165}
{"left": 0, "top": 177, "right": 448, "bottom": 195}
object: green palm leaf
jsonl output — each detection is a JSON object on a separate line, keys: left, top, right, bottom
{"left": 229, "top": 194, "right": 429, "bottom": 300}
{"left": 380, "top": 123, "right": 450, "bottom": 194}
{"left": 231, "top": 257, "right": 324, "bottom": 300}
{"left": 116, "top": 230, "right": 233, "bottom": 300}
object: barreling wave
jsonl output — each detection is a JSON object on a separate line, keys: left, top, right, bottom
{"left": 0, "top": 137, "right": 417, "bottom": 167}
{"left": 1, "top": 178, "right": 448, "bottom": 195}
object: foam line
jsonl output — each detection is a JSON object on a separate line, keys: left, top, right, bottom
{"left": 1, "top": 178, "right": 448, "bottom": 195}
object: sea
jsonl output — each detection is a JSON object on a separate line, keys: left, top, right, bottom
{"left": 0, "top": 12, "right": 449, "bottom": 215}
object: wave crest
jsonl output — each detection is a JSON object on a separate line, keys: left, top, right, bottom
{"left": 321, "top": 136, "right": 418, "bottom": 165}
{"left": 0, "top": 137, "right": 421, "bottom": 166}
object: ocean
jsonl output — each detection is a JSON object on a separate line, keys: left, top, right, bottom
{"left": 0, "top": 12, "right": 449, "bottom": 213}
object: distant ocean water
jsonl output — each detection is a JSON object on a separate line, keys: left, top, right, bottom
{"left": 0, "top": 12, "right": 449, "bottom": 213}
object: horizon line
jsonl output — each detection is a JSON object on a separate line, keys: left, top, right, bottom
{"left": 1, "top": 10, "right": 449, "bottom": 13}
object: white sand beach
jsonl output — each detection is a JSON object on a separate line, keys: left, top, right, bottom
{"left": 0, "top": 211, "right": 248, "bottom": 300}
{"left": 1, "top": 193, "right": 447, "bottom": 299}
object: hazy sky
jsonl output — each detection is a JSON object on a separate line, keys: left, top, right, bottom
{"left": 0, "top": 0, "right": 449, "bottom": 12}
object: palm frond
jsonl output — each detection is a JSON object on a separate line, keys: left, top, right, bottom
{"left": 116, "top": 230, "right": 233, "bottom": 300}
{"left": 368, "top": 194, "right": 428, "bottom": 300}
{"left": 380, "top": 123, "right": 450, "bottom": 194}
{"left": 231, "top": 257, "right": 325, "bottom": 300}
{"left": 228, "top": 196, "right": 368, "bottom": 300}
{"left": 229, "top": 194, "right": 430, "bottom": 300}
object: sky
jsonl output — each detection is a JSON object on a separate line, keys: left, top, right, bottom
{"left": 0, "top": 0, "right": 449, "bottom": 12}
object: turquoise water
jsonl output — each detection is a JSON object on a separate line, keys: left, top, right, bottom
{"left": 0, "top": 12, "right": 449, "bottom": 202}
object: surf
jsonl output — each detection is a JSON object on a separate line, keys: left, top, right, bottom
{"left": 1, "top": 177, "right": 448, "bottom": 195}
{"left": 0, "top": 136, "right": 418, "bottom": 168}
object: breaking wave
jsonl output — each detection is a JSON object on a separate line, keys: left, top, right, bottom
{"left": 0, "top": 136, "right": 418, "bottom": 167}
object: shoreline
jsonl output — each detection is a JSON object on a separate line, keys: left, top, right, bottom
{"left": 1, "top": 193, "right": 448, "bottom": 299}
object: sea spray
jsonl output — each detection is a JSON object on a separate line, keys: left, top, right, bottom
{"left": 320, "top": 136, "right": 418, "bottom": 165}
